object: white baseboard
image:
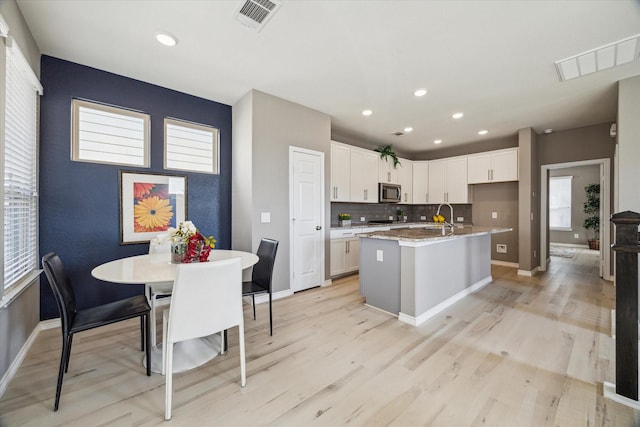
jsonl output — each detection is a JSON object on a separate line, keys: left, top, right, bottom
{"left": 604, "top": 382, "right": 640, "bottom": 410}
{"left": 491, "top": 260, "right": 519, "bottom": 268}
{"left": 253, "top": 289, "right": 294, "bottom": 305}
{"left": 322, "top": 279, "right": 332, "bottom": 287}
{"left": 0, "top": 319, "right": 58, "bottom": 398}
{"left": 550, "top": 242, "right": 589, "bottom": 249}
{"left": 398, "top": 276, "right": 493, "bottom": 327}
{"left": 517, "top": 266, "right": 539, "bottom": 277}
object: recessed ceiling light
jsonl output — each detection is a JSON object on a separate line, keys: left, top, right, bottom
{"left": 362, "top": 109, "right": 373, "bottom": 116}
{"left": 452, "top": 112, "right": 464, "bottom": 119}
{"left": 478, "top": 130, "right": 489, "bottom": 135}
{"left": 434, "top": 139, "right": 443, "bottom": 144}
{"left": 414, "top": 89, "right": 427, "bottom": 97}
{"left": 156, "top": 32, "right": 177, "bottom": 47}
{"left": 404, "top": 127, "right": 413, "bottom": 133}
{"left": 544, "top": 128, "right": 553, "bottom": 134}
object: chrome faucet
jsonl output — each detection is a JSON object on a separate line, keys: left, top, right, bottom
{"left": 436, "top": 203, "right": 454, "bottom": 233}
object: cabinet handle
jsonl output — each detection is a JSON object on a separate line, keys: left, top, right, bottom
{"left": 346, "top": 241, "right": 350, "bottom": 253}
{"left": 445, "top": 192, "right": 448, "bottom": 202}
{"left": 387, "top": 172, "right": 391, "bottom": 182}
{"left": 488, "top": 170, "right": 490, "bottom": 181}
{"left": 404, "top": 193, "right": 407, "bottom": 202}
{"left": 491, "top": 169, "right": 494, "bottom": 180}
{"left": 426, "top": 193, "right": 428, "bottom": 203}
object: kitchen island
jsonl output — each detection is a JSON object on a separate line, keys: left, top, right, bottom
{"left": 358, "top": 225, "right": 511, "bottom": 326}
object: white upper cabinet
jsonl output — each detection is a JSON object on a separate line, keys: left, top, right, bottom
{"left": 412, "top": 161, "right": 428, "bottom": 204}
{"left": 467, "top": 147, "right": 518, "bottom": 184}
{"left": 350, "top": 148, "right": 379, "bottom": 203}
{"left": 330, "top": 142, "right": 351, "bottom": 201}
{"left": 378, "top": 156, "right": 399, "bottom": 184}
{"left": 428, "top": 157, "right": 469, "bottom": 203}
{"left": 397, "top": 158, "right": 413, "bottom": 204}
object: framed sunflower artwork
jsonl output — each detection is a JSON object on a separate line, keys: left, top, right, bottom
{"left": 119, "top": 171, "right": 187, "bottom": 244}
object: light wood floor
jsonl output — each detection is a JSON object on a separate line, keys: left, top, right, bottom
{"left": 1, "top": 249, "right": 639, "bottom": 426}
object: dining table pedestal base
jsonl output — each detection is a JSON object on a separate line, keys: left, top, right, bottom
{"left": 144, "top": 334, "right": 222, "bottom": 374}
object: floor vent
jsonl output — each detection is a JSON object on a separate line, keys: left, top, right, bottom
{"left": 236, "top": 0, "right": 282, "bottom": 32}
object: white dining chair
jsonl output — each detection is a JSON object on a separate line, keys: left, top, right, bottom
{"left": 162, "top": 258, "right": 246, "bottom": 420}
{"left": 147, "top": 236, "right": 173, "bottom": 347}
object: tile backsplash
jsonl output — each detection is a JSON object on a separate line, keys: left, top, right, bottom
{"left": 331, "top": 202, "right": 472, "bottom": 226}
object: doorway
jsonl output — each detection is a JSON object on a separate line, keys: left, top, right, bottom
{"left": 540, "top": 158, "right": 611, "bottom": 280}
{"left": 289, "top": 147, "right": 325, "bottom": 292}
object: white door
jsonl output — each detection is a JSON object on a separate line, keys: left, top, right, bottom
{"left": 290, "top": 147, "right": 324, "bottom": 292}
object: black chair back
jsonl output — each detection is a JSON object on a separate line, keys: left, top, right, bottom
{"left": 252, "top": 238, "right": 278, "bottom": 290}
{"left": 42, "top": 252, "right": 77, "bottom": 335}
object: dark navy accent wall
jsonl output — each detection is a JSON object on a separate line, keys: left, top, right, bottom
{"left": 39, "top": 56, "right": 232, "bottom": 320}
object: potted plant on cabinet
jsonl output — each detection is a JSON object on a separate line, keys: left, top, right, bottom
{"left": 375, "top": 145, "right": 401, "bottom": 168}
{"left": 583, "top": 183, "right": 600, "bottom": 250}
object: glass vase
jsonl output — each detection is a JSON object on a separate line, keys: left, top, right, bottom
{"left": 171, "top": 241, "right": 187, "bottom": 264}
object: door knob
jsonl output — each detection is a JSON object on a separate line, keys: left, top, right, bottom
{"left": 316, "top": 226, "right": 322, "bottom": 230}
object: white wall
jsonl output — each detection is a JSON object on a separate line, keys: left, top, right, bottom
{"left": 232, "top": 90, "right": 331, "bottom": 292}
{"left": 617, "top": 75, "right": 640, "bottom": 214}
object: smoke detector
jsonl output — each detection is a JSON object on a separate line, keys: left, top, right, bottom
{"left": 235, "top": 0, "right": 282, "bottom": 32}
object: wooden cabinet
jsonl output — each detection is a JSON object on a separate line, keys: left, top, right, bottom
{"left": 467, "top": 148, "right": 518, "bottom": 184}
{"left": 378, "top": 157, "right": 399, "bottom": 184}
{"left": 428, "top": 157, "right": 469, "bottom": 203}
{"left": 330, "top": 237, "right": 359, "bottom": 276}
{"left": 330, "top": 142, "right": 350, "bottom": 201}
{"left": 397, "top": 158, "right": 413, "bottom": 204}
{"left": 350, "top": 148, "right": 378, "bottom": 203}
{"left": 412, "top": 161, "right": 428, "bottom": 204}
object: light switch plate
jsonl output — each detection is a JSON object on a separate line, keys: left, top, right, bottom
{"left": 496, "top": 244, "right": 507, "bottom": 253}
{"left": 420, "top": 216, "right": 426, "bottom": 220}
{"left": 457, "top": 217, "right": 464, "bottom": 222}
{"left": 492, "top": 212, "right": 498, "bottom": 219}
{"left": 260, "top": 212, "right": 271, "bottom": 223}
{"left": 361, "top": 217, "right": 366, "bottom": 222}
{"left": 388, "top": 215, "right": 394, "bottom": 220}
{"left": 376, "top": 250, "right": 383, "bottom": 262}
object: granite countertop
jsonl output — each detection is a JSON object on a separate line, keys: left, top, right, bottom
{"left": 330, "top": 221, "right": 470, "bottom": 230}
{"left": 357, "top": 225, "right": 512, "bottom": 243}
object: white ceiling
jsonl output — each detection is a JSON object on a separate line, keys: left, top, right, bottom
{"left": 15, "top": 0, "right": 640, "bottom": 154}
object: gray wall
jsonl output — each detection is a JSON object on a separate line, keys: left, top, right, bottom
{"left": 518, "top": 128, "right": 539, "bottom": 272}
{"left": 618, "top": 76, "right": 640, "bottom": 214}
{"left": 549, "top": 165, "right": 600, "bottom": 245}
{"left": 232, "top": 90, "right": 331, "bottom": 291}
{"left": 471, "top": 182, "right": 519, "bottom": 263}
{"left": 0, "top": 0, "right": 41, "bottom": 389}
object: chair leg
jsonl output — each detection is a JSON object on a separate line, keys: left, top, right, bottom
{"left": 150, "top": 293, "right": 157, "bottom": 347}
{"left": 165, "top": 342, "right": 173, "bottom": 420}
{"left": 269, "top": 291, "right": 273, "bottom": 336}
{"left": 54, "top": 334, "right": 71, "bottom": 411}
{"left": 252, "top": 295, "right": 256, "bottom": 320}
{"left": 145, "top": 313, "right": 151, "bottom": 376}
{"left": 220, "top": 330, "right": 225, "bottom": 355}
{"left": 140, "top": 316, "right": 145, "bottom": 351}
{"left": 64, "top": 334, "right": 73, "bottom": 373}
{"left": 239, "top": 322, "right": 246, "bottom": 387}
{"left": 162, "top": 310, "right": 169, "bottom": 376}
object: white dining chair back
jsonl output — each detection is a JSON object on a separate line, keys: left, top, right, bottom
{"left": 146, "top": 237, "right": 173, "bottom": 347}
{"left": 163, "top": 258, "right": 246, "bottom": 420}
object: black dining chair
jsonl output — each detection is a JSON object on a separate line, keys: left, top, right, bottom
{"left": 41, "top": 252, "right": 151, "bottom": 411}
{"left": 242, "top": 238, "right": 278, "bottom": 335}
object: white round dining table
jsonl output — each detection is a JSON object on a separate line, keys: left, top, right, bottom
{"left": 91, "top": 249, "right": 259, "bottom": 374}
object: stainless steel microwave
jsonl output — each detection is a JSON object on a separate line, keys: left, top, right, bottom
{"left": 379, "top": 183, "right": 401, "bottom": 203}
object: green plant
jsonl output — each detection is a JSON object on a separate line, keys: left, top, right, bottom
{"left": 583, "top": 183, "right": 600, "bottom": 239}
{"left": 375, "top": 145, "right": 401, "bottom": 168}
{"left": 395, "top": 209, "right": 405, "bottom": 217}
{"left": 338, "top": 213, "right": 351, "bottom": 220}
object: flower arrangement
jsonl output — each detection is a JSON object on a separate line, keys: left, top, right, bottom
{"left": 166, "top": 221, "right": 216, "bottom": 263}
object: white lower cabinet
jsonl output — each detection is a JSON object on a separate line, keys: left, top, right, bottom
{"left": 330, "top": 237, "right": 360, "bottom": 276}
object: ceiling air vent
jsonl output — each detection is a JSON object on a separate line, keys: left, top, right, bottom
{"left": 235, "top": 0, "right": 282, "bottom": 32}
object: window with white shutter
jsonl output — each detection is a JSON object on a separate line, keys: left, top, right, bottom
{"left": 71, "top": 99, "right": 150, "bottom": 167}
{"left": 549, "top": 176, "right": 572, "bottom": 230}
{"left": 164, "top": 118, "right": 219, "bottom": 174}
{"left": 2, "top": 36, "right": 42, "bottom": 292}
